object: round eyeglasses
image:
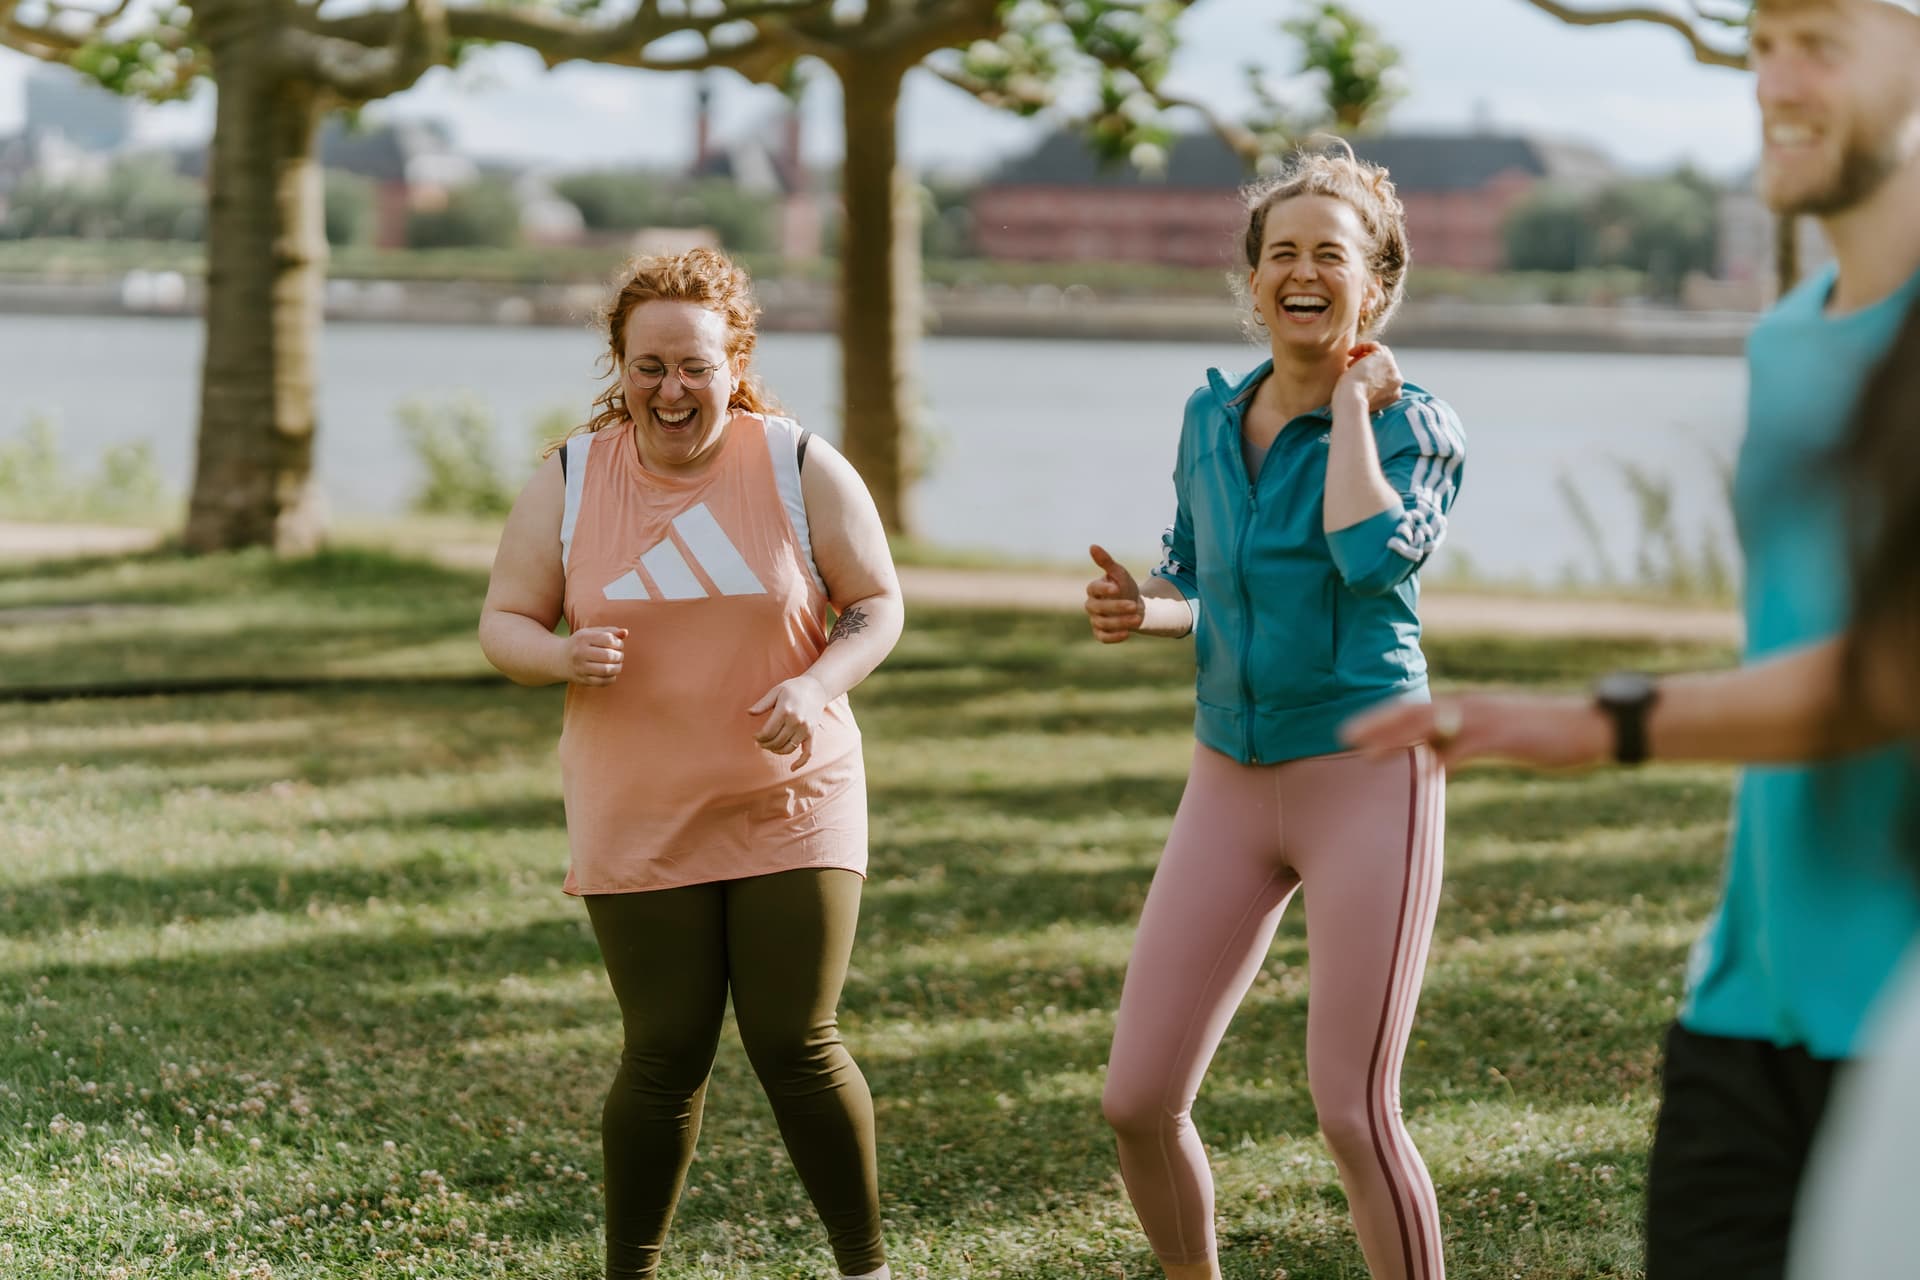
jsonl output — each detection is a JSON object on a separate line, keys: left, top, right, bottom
{"left": 627, "top": 359, "right": 719, "bottom": 390}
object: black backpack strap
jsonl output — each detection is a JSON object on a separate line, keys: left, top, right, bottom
{"left": 797, "top": 429, "right": 812, "bottom": 471}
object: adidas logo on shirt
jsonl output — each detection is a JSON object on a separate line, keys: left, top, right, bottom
{"left": 603, "top": 503, "right": 767, "bottom": 601}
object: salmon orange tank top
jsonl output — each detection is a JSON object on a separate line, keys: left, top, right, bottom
{"left": 555, "top": 413, "right": 867, "bottom": 894}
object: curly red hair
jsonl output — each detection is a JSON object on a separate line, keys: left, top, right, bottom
{"left": 550, "top": 247, "right": 778, "bottom": 456}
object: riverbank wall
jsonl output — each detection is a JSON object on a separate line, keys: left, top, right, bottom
{"left": 0, "top": 273, "right": 1756, "bottom": 356}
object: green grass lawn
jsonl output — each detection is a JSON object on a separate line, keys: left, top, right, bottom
{"left": 0, "top": 549, "right": 1739, "bottom": 1279}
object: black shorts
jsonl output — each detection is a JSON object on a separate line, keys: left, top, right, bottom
{"left": 1645, "top": 1022, "right": 1844, "bottom": 1280}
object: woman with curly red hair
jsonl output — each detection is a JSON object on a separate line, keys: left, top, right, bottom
{"left": 480, "top": 248, "right": 902, "bottom": 1280}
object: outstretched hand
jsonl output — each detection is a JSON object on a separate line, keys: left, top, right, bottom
{"left": 1341, "top": 692, "right": 1612, "bottom": 771}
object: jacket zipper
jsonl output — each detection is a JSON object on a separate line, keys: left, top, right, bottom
{"left": 1238, "top": 423, "right": 1270, "bottom": 765}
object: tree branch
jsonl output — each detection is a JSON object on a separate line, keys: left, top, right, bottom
{"left": 1154, "top": 88, "right": 1263, "bottom": 166}
{"left": 0, "top": 0, "right": 107, "bottom": 58}
{"left": 884, "top": 0, "right": 1000, "bottom": 65}
{"left": 600, "top": 23, "right": 803, "bottom": 82}
{"left": 289, "top": 0, "right": 823, "bottom": 66}
{"left": 448, "top": 0, "right": 822, "bottom": 66}
{"left": 0, "top": 25, "right": 76, "bottom": 59}
{"left": 1518, "top": 0, "right": 1747, "bottom": 68}
{"left": 923, "top": 57, "right": 1050, "bottom": 113}
{"left": 280, "top": 0, "right": 449, "bottom": 99}
{"left": 796, "top": 0, "right": 1001, "bottom": 68}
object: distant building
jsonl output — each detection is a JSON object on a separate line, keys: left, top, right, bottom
{"left": 971, "top": 129, "right": 1617, "bottom": 273}
{"left": 168, "top": 118, "right": 498, "bottom": 248}
{"left": 0, "top": 129, "right": 113, "bottom": 221}
{"left": 25, "top": 66, "right": 133, "bottom": 154}
{"left": 0, "top": 68, "right": 131, "bottom": 218}
{"left": 689, "top": 78, "right": 822, "bottom": 262}
{"left": 318, "top": 117, "right": 479, "bottom": 249}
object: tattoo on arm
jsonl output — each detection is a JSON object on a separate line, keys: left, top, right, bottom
{"left": 828, "top": 605, "right": 869, "bottom": 644}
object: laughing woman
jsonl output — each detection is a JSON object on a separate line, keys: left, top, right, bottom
{"left": 479, "top": 249, "right": 902, "bottom": 1280}
{"left": 1084, "top": 145, "right": 1465, "bottom": 1280}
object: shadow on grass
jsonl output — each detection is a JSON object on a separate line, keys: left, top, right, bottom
{"left": 871, "top": 772, "right": 1189, "bottom": 826}
{"left": 0, "top": 612, "right": 488, "bottom": 692}
{"left": 1424, "top": 632, "right": 1735, "bottom": 687}
{"left": 1447, "top": 768, "right": 1733, "bottom": 847}
{"left": 0, "top": 546, "right": 491, "bottom": 694}
{"left": 2, "top": 684, "right": 561, "bottom": 790}
{"left": 864, "top": 843, "right": 1155, "bottom": 931}
{"left": 0, "top": 544, "right": 484, "bottom": 595}
{"left": 304, "top": 793, "right": 569, "bottom": 836}
{"left": 6, "top": 909, "right": 618, "bottom": 1262}
{"left": 8, "top": 883, "right": 1680, "bottom": 1274}
{"left": 0, "top": 851, "right": 486, "bottom": 939}
{"left": 0, "top": 546, "right": 187, "bottom": 589}
{"left": 1441, "top": 845, "right": 1721, "bottom": 941}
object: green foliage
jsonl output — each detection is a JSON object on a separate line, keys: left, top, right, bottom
{"left": 1407, "top": 264, "right": 1648, "bottom": 306}
{"left": 664, "top": 178, "right": 776, "bottom": 255}
{"left": 1279, "top": 1, "right": 1407, "bottom": 135}
{"left": 396, "top": 396, "right": 573, "bottom": 518}
{"left": 1505, "top": 185, "right": 1599, "bottom": 274}
{"left": 1505, "top": 173, "right": 1721, "bottom": 300}
{"left": 1555, "top": 453, "right": 1737, "bottom": 602}
{"left": 1595, "top": 171, "right": 1721, "bottom": 301}
{"left": 395, "top": 396, "right": 517, "bottom": 517}
{"left": 549, "top": 172, "right": 775, "bottom": 252}
{"left": 323, "top": 170, "right": 377, "bottom": 248}
{"left": 405, "top": 178, "right": 522, "bottom": 250}
{"left": 550, "top": 170, "right": 655, "bottom": 231}
{"left": 1239, "top": 1, "right": 1407, "bottom": 167}
{"left": 0, "top": 414, "right": 171, "bottom": 521}
{"left": 922, "top": 176, "right": 979, "bottom": 260}
{"left": 950, "top": 0, "right": 1187, "bottom": 173}
{"left": 0, "top": 155, "right": 204, "bottom": 242}
{"left": 68, "top": 7, "right": 204, "bottom": 102}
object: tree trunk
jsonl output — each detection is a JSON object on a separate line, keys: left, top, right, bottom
{"left": 184, "top": 12, "right": 327, "bottom": 553}
{"left": 1774, "top": 210, "right": 1801, "bottom": 301}
{"left": 835, "top": 56, "right": 920, "bottom": 535}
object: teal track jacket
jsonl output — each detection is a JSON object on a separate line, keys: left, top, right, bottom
{"left": 1151, "top": 360, "right": 1467, "bottom": 765}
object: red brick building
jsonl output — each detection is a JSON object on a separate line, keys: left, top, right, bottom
{"left": 972, "top": 130, "right": 1615, "bottom": 273}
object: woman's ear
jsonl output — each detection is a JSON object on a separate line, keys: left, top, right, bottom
{"left": 1361, "top": 283, "right": 1385, "bottom": 328}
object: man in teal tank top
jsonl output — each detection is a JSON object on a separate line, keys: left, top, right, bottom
{"left": 1690, "top": 263, "right": 1920, "bottom": 1059}
{"left": 1343, "top": 1, "right": 1920, "bottom": 1276}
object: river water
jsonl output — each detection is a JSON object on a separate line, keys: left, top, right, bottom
{"left": 2, "top": 313, "right": 1747, "bottom": 585}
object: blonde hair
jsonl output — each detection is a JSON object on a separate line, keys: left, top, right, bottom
{"left": 550, "top": 247, "right": 779, "bottom": 456}
{"left": 1239, "top": 138, "right": 1410, "bottom": 338}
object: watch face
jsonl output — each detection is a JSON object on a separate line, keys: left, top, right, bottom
{"left": 1596, "top": 672, "right": 1655, "bottom": 705}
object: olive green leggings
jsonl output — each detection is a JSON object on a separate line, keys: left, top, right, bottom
{"left": 583, "top": 868, "right": 883, "bottom": 1279}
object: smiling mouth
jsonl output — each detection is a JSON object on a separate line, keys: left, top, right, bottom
{"left": 653, "top": 407, "right": 696, "bottom": 430}
{"left": 1766, "top": 122, "right": 1819, "bottom": 148}
{"left": 1281, "top": 294, "right": 1332, "bottom": 318}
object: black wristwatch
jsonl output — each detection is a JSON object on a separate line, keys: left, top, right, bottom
{"left": 1593, "top": 671, "right": 1660, "bottom": 765}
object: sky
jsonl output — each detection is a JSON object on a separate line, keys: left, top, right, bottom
{"left": 0, "top": 0, "right": 1761, "bottom": 181}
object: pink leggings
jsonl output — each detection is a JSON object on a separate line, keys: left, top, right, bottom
{"left": 1103, "top": 743, "right": 1446, "bottom": 1278}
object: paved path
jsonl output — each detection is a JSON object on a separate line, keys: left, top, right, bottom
{"left": 0, "top": 521, "right": 1741, "bottom": 645}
